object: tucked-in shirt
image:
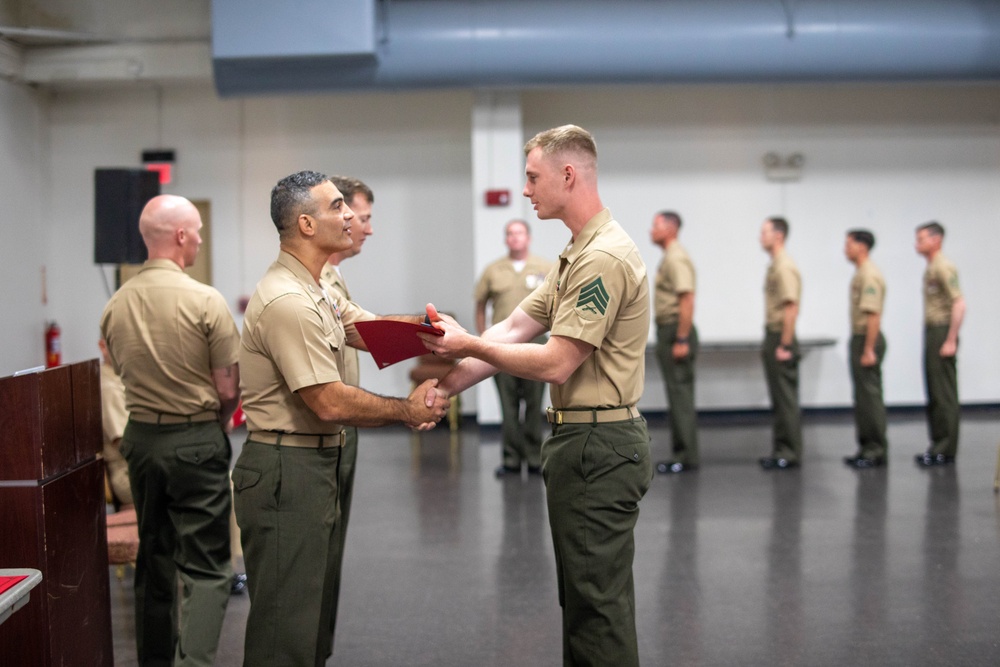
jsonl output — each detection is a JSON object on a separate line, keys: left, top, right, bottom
{"left": 520, "top": 208, "right": 649, "bottom": 409}
{"left": 321, "top": 262, "right": 360, "bottom": 386}
{"left": 850, "top": 259, "right": 886, "bottom": 334}
{"left": 653, "top": 241, "right": 696, "bottom": 326}
{"left": 474, "top": 254, "right": 553, "bottom": 325}
{"left": 923, "top": 253, "right": 961, "bottom": 326}
{"left": 100, "top": 258, "right": 239, "bottom": 415}
{"left": 764, "top": 248, "right": 801, "bottom": 332}
{"left": 240, "top": 251, "right": 375, "bottom": 435}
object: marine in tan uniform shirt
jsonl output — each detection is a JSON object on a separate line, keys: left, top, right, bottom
{"left": 651, "top": 210, "right": 699, "bottom": 473}
{"left": 233, "top": 170, "right": 448, "bottom": 667}
{"left": 100, "top": 194, "right": 241, "bottom": 667}
{"left": 760, "top": 216, "right": 803, "bottom": 468}
{"left": 843, "top": 229, "right": 888, "bottom": 467}
{"left": 474, "top": 218, "right": 553, "bottom": 475}
{"left": 914, "top": 221, "right": 965, "bottom": 466}
{"left": 420, "top": 125, "right": 652, "bottom": 667}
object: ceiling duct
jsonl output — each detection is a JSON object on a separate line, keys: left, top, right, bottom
{"left": 212, "top": 0, "right": 1000, "bottom": 96}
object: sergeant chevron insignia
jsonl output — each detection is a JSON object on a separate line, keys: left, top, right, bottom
{"left": 575, "top": 277, "right": 610, "bottom": 318}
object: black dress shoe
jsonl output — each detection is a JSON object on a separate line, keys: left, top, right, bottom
{"left": 843, "top": 454, "right": 863, "bottom": 465}
{"left": 759, "top": 457, "right": 799, "bottom": 470}
{"left": 847, "top": 457, "right": 885, "bottom": 469}
{"left": 230, "top": 573, "right": 248, "bottom": 595}
{"left": 916, "top": 453, "right": 954, "bottom": 467}
{"left": 495, "top": 465, "right": 521, "bottom": 478}
{"left": 656, "top": 461, "right": 697, "bottom": 474}
{"left": 527, "top": 465, "right": 543, "bottom": 476}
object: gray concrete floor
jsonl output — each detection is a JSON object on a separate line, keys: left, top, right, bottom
{"left": 110, "top": 411, "right": 1000, "bottom": 666}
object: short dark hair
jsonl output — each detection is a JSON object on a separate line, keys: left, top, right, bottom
{"left": 270, "top": 171, "right": 329, "bottom": 237}
{"left": 767, "top": 216, "right": 789, "bottom": 239}
{"left": 917, "top": 221, "right": 945, "bottom": 238}
{"left": 329, "top": 175, "right": 374, "bottom": 206}
{"left": 847, "top": 229, "right": 875, "bottom": 250}
{"left": 657, "top": 211, "right": 682, "bottom": 228}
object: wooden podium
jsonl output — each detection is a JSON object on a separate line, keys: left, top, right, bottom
{"left": 0, "top": 360, "right": 113, "bottom": 666}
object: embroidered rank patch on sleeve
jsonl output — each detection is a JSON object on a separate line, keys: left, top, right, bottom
{"left": 575, "top": 277, "right": 610, "bottom": 319}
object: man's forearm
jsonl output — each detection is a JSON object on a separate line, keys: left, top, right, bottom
{"left": 212, "top": 364, "right": 241, "bottom": 425}
{"left": 781, "top": 302, "right": 799, "bottom": 347}
{"left": 300, "top": 381, "right": 417, "bottom": 427}
{"left": 946, "top": 297, "right": 966, "bottom": 344}
{"left": 677, "top": 292, "right": 694, "bottom": 339}
{"left": 437, "top": 356, "right": 500, "bottom": 398}
{"left": 864, "top": 312, "right": 880, "bottom": 354}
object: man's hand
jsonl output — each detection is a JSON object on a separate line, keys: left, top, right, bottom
{"left": 860, "top": 348, "right": 877, "bottom": 367}
{"left": 420, "top": 303, "right": 472, "bottom": 359}
{"left": 409, "top": 384, "right": 451, "bottom": 431}
{"left": 939, "top": 339, "right": 957, "bottom": 358}
{"left": 671, "top": 341, "right": 690, "bottom": 361}
{"left": 405, "top": 379, "right": 449, "bottom": 428}
{"left": 424, "top": 382, "right": 449, "bottom": 408}
{"left": 775, "top": 345, "right": 793, "bottom": 362}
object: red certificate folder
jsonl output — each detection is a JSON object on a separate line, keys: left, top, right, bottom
{"left": 354, "top": 320, "right": 444, "bottom": 369}
{"left": 0, "top": 574, "right": 27, "bottom": 595}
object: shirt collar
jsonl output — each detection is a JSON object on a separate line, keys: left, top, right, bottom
{"left": 276, "top": 250, "right": 320, "bottom": 287}
{"left": 560, "top": 208, "right": 614, "bottom": 265}
{"left": 139, "top": 258, "right": 184, "bottom": 273}
{"left": 276, "top": 250, "right": 337, "bottom": 314}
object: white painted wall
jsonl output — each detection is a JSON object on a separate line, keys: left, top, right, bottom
{"left": 0, "top": 79, "right": 48, "bottom": 374}
{"left": 3, "top": 78, "right": 998, "bottom": 415}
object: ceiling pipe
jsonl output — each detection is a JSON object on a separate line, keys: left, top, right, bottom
{"left": 212, "top": 0, "right": 1000, "bottom": 96}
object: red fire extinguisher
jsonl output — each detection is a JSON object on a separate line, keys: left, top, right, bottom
{"left": 45, "top": 321, "right": 61, "bottom": 368}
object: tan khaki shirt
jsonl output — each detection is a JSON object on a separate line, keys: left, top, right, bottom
{"left": 100, "top": 258, "right": 240, "bottom": 415}
{"left": 764, "top": 248, "right": 801, "bottom": 332}
{"left": 850, "top": 259, "right": 886, "bottom": 334}
{"left": 521, "top": 209, "right": 649, "bottom": 409}
{"left": 474, "top": 254, "right": 553, "bottom": 325}
{"left": 321, "top": 262, "right": 360, "bottom": 386}
{"left": 653, "top": 241, "right": 696, "bottom": 326}
{"left": 240, "top": 251, "right": 374, "bottom": 435}
{"left": 923, "top": 253, "right": 961, "bottom": 326}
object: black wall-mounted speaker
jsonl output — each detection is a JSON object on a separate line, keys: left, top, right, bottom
{"left": 93, "top": 168, "right": 160, "bottom": 264}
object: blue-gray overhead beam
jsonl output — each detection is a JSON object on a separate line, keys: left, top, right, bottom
{"left": 212, "top": 0, "right": 1000, "bottom": 96}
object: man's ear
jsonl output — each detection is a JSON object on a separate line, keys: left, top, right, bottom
{"left": 298, "top": 213, "right": 315, "bottom": 237}
{"left": 563, "top": 163, "right": 575, "bottom": 184}
{"left": 175, "top": 227, "right": 187, "bottom": 246}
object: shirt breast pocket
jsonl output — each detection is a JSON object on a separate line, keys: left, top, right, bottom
{"left": 319, "top": 305, "right": 346, "bottom": 354}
